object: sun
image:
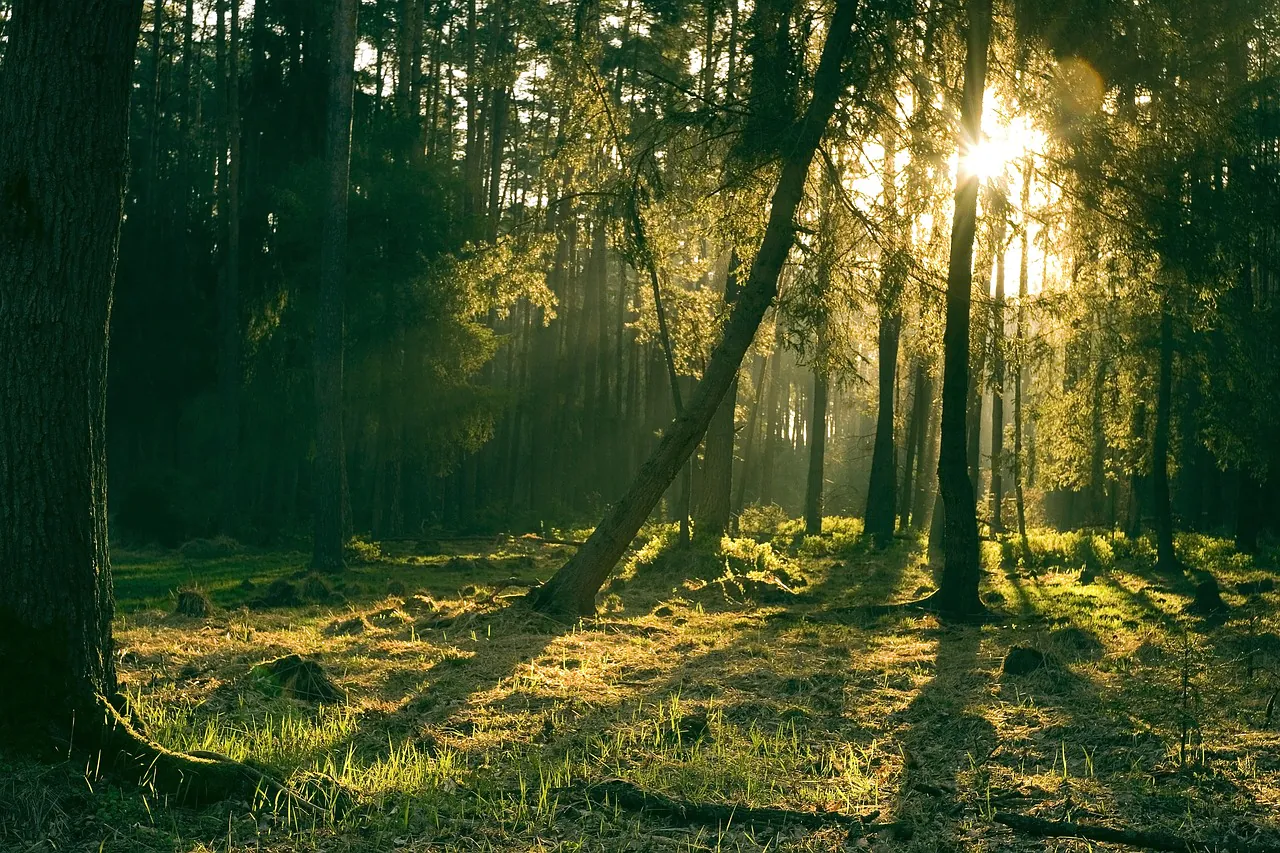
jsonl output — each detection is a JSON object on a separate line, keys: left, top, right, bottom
{"left": 962, "top": 137, "right": 1019, "bottom": 180}
{"left": 960, "top": 113, "right": 1046, "bottom": 181}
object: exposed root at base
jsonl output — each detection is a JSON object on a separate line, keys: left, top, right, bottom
{"left": 92, "top": 696, "right": 316, "bottom": 810}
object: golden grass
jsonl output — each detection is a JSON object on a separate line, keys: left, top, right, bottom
{"left": 3, "top": 525, "right": 1280, "bottom": 851}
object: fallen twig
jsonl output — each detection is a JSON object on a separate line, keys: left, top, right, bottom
{"left": 994, "top": 812, "right": 1280, "bottom": 853}
{"left": 576, "top": 779, "right": 883, "bottom": 832}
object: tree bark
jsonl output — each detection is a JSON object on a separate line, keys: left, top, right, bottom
{"left": 0, "top": 0, "right": 142, "bottom": 748}
{"left": 312, "top": 0, "right": 359, "bottom": 571}
{"left": 532, "top": 0, "right": 860, "bottom": 615}
{"left": 933, "top": 0, "right": 991, "bottom": 618}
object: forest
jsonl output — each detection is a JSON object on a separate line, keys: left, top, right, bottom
{"left": 2, "top": 0, "right": 1280, "bottom": 850}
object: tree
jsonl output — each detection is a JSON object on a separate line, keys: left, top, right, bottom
{"left": 932, "top": 0, "right": 992, "bottom": 619}
{"left": 864, "top": 121, "right": 903, "bottom": 546}
{"left": 532, "top": 0, "right": 861, "bottom": 615}
{"left": 1, "top": 0, "right": 144, "bottom": 751}
{"left": 0, "top": 0, "right": 292, "bottom": 803}
{"left": 313, "top": 0, "right": 360, "bottom": 571}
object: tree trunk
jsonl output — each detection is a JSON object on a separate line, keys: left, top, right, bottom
{"left": 732, "top": 352, "right": 768, "bottom": 523}
{"left": 804, "top": 365, "right": 829, "bottom": 535}
{"left": 312, "top": 0, "right": 358, "bottom": 571}
{"left": 865, "top": 75, "right": 903, "bottom": 547}
{"left": 532, "top": 0, "right": 859, "bottom": 615}
{"left": 219, "top": 0, "right": 243, "bottom": 532}
{"left": 865, "top": 310, "right": 901, "bottom": 544}
{"left": 0, "top": 0, "right": 142, "bottom": 748}
{"left": 1152, "top": 298, "right": 1177, "bottom": 572}
{"left": 1013, "top": 157, "right": 1032, "bottom": 556}
{"left": 988, "top": 199, "right": 1006, "bottom": 534}
{"left": 934, "top": 0, "right": 991, "bottom": 618}
{"left": 694, "top": 252, "right": 741, "bottom": 539}
{"left": 913, "top": 371, "right": 940, "bottom": 531}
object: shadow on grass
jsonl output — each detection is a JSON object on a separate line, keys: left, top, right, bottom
{"left": 892, "top": 625, "right": 988, "bottom": 845}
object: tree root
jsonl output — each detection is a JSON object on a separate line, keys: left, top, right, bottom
{"left": 575, "top": 779, "right": 890, "bottom": 833}
{"left": 91, "top": 695, "right": 316, "bottom": 811}
{"left": 805, "top": 591, "right": 993, "bottom": 624}
{"left": 994, "top": 811, "right": 1280, "bottom": 853}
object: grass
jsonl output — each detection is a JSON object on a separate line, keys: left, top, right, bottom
{"left": 5, "top": 522, "right": 1280, "bottom": 851}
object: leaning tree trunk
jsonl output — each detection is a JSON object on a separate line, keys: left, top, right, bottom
{"left": 532, "top": 0, "right": 860, "bottom": 615}
{"left": 0, "top": 0, "right": 141, "bottom": 749}
{"left": 313, "top": 0, "right": 359, "bottom": 571}
{"left": 933, "top": 0, "right": 992, "bottom": 619}
{"left": 1152, "top": 297, "right": 1177, "bottom": 572}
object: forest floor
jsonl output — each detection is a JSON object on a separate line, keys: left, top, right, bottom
{"left": 5, "top": 520, "right": 1280, "bottom": 852}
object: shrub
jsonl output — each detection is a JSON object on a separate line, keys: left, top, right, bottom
{"left": 178, "top": 535, "right": 242, "bottom": 560}
{"left": 345, "top": 534, "right": 385, "bottom": 564}
{"left": 737, "top": 503, "right": 788, "bottom": 537}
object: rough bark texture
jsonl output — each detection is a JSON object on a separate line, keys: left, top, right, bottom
{"left": 531, "top": 0, "right": 859, "bottom": 615}
{"left": 0, "top": 0, "right": 142, "bottom": 748}
{"left": 313, "top": 0, "right": 359, "bottom": 571}
{"left": 934, "top": 0, "right": 991, "bottom": 618}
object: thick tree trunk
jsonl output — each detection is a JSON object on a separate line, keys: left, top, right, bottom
{"left": 0, "top": 0, "right": 142, "bottom": 748}
{"left": 532, "top": 0, "right": 859, "bottom": 615}
{"left": 933, "top": 0, "right": 991, "bottom": 619}
{"left": 1152, "top": 299, "right": 1177, "bottom": 572}
{"left": 804, "top": 366, "right": 830, "bottom": 535}
{"left": 312, "top": 0, "right": 358, "bottom": 571}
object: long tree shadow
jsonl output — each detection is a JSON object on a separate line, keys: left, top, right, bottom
{"left": 890, "top": 625, "right": 989, "bottom": 847}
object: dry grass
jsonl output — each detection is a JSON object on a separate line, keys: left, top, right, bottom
{"left": 4, "top": 523, "right": 1280, "bottom": 852}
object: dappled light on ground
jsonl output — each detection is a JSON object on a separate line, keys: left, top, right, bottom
{"left": 4, "top": 523, "right": 1280, "bottom": 851}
